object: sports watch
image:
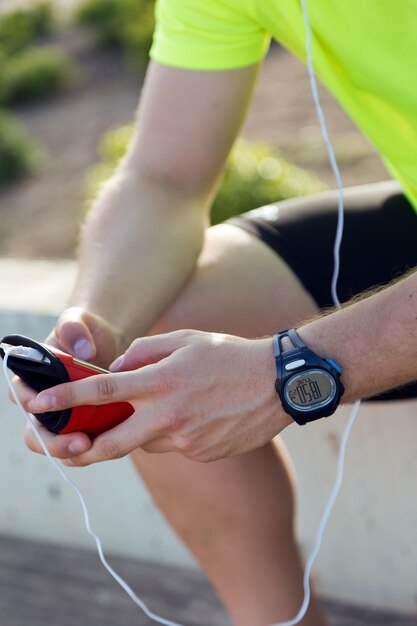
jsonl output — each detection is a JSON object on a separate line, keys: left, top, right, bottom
{"left": 273, "top": 328, "right": 344, "bottom": 425}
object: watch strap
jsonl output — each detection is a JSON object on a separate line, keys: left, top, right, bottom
{"left": 273, "top": 328, "right": 308, "bottom": 363}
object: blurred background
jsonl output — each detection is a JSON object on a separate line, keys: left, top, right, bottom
{"left": 2, "top": 3, "right": 416, "bottom": 626}
{"left": 0, "top": 0, "right": 388, "bottom": 260}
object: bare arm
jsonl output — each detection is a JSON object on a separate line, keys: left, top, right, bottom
{"left": 12, "top": 59, "right": 260, "bottom": 438}
{"left": 70, "top": 61, "right": 260, "bottom": 351}
{"left": 298, "top": 269, "right": 417, "bottom": 401}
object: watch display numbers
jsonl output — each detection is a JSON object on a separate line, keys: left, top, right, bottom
{"left": 293, "top": 379, "right": 322, "bottom": 404}
{"left": 285, "top": 370, "right": 335, "bottom": 410}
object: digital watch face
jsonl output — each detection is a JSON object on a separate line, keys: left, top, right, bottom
{"left": 284, "top": 369, "right": 336, "bottom": 412}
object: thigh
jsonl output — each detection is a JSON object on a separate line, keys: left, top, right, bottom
{"left": 154, "top": 180, "right": 417, "bottom": 336}
{"left": 229, "top": 180, "right": 417, "bottom": 309}
{"left": 151, "top": 221, "right": 319, "bottom": 338}
{"left": 154, "top": 180, "right": 417, "bottom": 400}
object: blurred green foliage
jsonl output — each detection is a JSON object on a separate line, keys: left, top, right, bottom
{"left": 75, "top": 0, "right": 155, "bottom": 68}
{"left": 86, "top": 124, "right": 325, "bottom": 222}
{"left": 0, "top": 3, "right": 77, "bottom": 105}
{"left": 0, "top": 2, "right": 53, "bottom": 56}
{"left": 0, "top": 48, "right": 76, "bottom": 105}
{"left": 211, "top": 140, "right": 325, "bottom": 224}
{"left": 0, "top": 3, "right": 78, "bottom": 185}
{"left": 0, "top": 110, "right": 41, "bottom": 184}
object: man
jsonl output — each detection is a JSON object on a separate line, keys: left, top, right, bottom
{"left": 15, "top": 1, "right": 417, "bottom": 625}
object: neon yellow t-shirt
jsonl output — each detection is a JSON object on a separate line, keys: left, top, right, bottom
{"left": 150, "top": 0, "right": 417, "bottom": 213}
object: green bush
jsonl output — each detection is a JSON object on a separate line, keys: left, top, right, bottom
{"left": 210, "top": 140, "right": 325, "bottom": 224}
{"left": 75, "top": 0, "right": 155, "bottom": 67}
{"left": 0, "top": 111, "right": 42, "bottom": 184}
{"left": 0, "top": 48, "right": 76, "bottom": 105}
{"left": 0, "top": 2, "right": 53, "bottom": 56}
{"left": 76, "top": 0, "right": 126, "bottom": 44}
{"left": 85, "top": 124, "right": 325, "bottom": 223}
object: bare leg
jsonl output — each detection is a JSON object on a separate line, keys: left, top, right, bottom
{"left": 130, "top": 224, "right": 327, "bottom": 626}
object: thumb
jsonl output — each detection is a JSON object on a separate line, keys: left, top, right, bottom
{"left": 53, "top": 308, "right": 97, "bottom": 361}
{"left": 110, "top": 330, "right": 196, "bottom": 372}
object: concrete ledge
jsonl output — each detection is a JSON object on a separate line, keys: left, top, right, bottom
{"left": 0, "top": 258, "right": 76, "bottom": 314}
{"left": 1, "top": 258, "right": 417, "bottom": 614}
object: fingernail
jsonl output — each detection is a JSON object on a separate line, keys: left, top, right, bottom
{"left": 110, "top": 355, "right": 125, "bottom": 371}
{"left": 74, "top": 338, "right": 94, "bottom": 361}
{"left": 62, "top": 459, "right": 75, "bottom": 467}
{"left": 27, "top": 400, "right": 36, "bottom": 412}
{"left": 68, "top": 440, "right": 88, "bottom": 455}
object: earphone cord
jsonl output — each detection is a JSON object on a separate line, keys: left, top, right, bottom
{"left": 269, "top": 2, "right": 361, "bottom": 625}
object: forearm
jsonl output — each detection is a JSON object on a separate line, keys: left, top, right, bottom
{"left": 66, "top": 62, "right": 259, "bottom": 349}
{"left": 70, "top": 168, "right": 209, "bottom": 348}
{"left": 298, "top": 270, "right": 417, "bottom": 401}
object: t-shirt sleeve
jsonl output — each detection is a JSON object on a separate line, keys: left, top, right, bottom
{"left": 150, "top": 0, "right": 270, "bottom": 71}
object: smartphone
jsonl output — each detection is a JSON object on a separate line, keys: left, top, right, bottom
{"left": 0, "top": 334, "right": 134, "bottom": 438}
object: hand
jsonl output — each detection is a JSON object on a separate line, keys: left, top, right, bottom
{"left": 25, "top": 330, "right": 293, "bottom": 465}
{"left": 12, "top": 307, "right": 121, "bottom": 459}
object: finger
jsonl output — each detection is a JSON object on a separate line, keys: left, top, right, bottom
{"left": 60, "top": 409, "right": 164, "bottom": 466}
{"left": 27, "top": 364, "right": 163, "bottom": 413}
{"left": 110, "top": 329, "right": 198, "bottom": 372}
{"left": 24, "top": 422, "right": 92, "bottom": 458}
{"left": 55, "top": 308, "right": 97, "bottom": 361}
{"left": 8, "top": 376, "right": 37, "bottom": 408}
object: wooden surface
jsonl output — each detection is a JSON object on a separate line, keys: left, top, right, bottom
{"left": 0, "top": 534, "right": 416, "bottom": 626}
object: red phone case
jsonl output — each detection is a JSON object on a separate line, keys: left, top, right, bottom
{"left": 1, "top": 335, "right": 134, "bottom": 438}
{"left": 52, "top": 348, "right": 134, "bottom": 437}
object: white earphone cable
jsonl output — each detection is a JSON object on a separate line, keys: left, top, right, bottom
{"left": 269, "top": 2, "right": 361, "bottom": 624}
{"left": 301, "top": 0, "right": 344, "bottom": 310}
{"left": 3, "top": 350, "right": 184, "bottom": 626}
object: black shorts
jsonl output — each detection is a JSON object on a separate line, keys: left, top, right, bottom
{"left": 228, "top": 180, "right": 417, "bottom": 401}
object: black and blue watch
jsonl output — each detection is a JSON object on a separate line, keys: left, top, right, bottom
{"left": 273, "top": 329, "right": 344, "bottom": 425}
